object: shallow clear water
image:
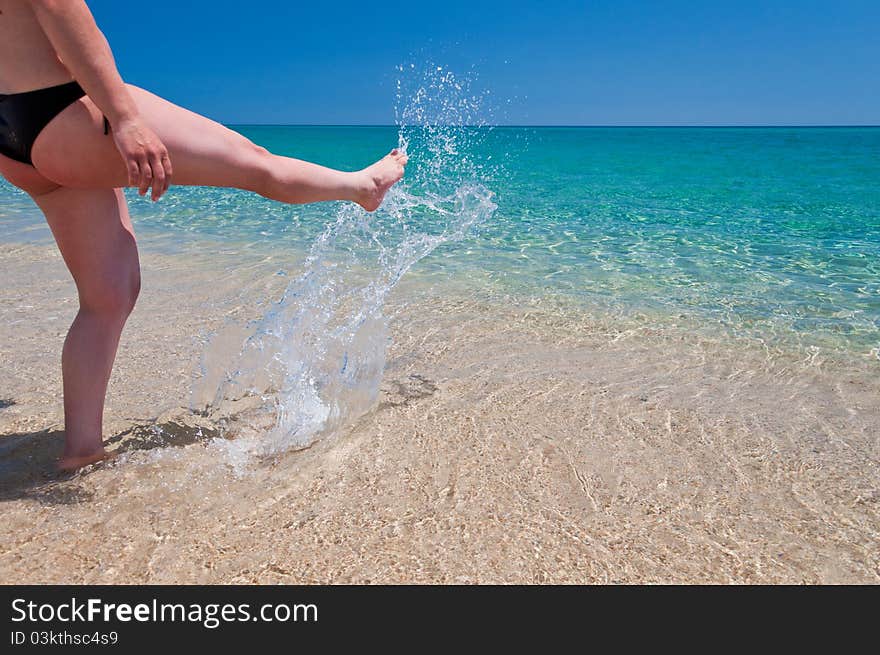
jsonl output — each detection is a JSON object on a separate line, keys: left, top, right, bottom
{"left": 2, "top": 126, "right": 878, "bottom": 358}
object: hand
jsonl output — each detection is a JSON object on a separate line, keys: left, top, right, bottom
{"left": 111, "top": 116, "right": 173, "bottom": 201}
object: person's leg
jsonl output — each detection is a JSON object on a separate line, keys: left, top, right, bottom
{"left": 31, "top": 186, "right": 141, "bottom": 471}
{"left": 31, "top": 86, "right": 407, "bottom": 211}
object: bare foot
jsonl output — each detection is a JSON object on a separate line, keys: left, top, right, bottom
{"left": 355, "top": 149, "right": 408, "bottom": 212}
{"left": 57, "top": 450, "right": 115, "bottom": 473}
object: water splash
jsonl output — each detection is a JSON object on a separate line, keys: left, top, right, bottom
{"left": 196, "top": 65, "right": 497, "bottom": 470}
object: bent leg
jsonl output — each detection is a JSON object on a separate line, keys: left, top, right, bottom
{"left": 32, "top": 186, "right": 140, "bottom": 470}
{"left": 31, "top": 85, "right": 406, "bottom": 210}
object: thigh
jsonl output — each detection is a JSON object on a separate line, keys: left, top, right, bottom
{"left": 33, "top": 186, "right": 140, "bottom": 307}
{"left": 30, "top": 85, "right": 267, "bottom": 190}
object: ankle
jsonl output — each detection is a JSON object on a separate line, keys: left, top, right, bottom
{"left": 350, "top": 170, "right": 375, "bottom": 203}
{"left": 63, "top": 439, "right": 105, "bottom": 459}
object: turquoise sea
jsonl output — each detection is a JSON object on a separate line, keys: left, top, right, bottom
{"left": 2, "top": 126, "right": 879, "bottom": 360}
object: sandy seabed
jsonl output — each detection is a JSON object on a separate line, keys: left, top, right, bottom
{"left": 0, "top": 241, "right": 878, "bottom": 584}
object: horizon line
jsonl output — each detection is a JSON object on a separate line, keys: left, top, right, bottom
{"left": 224, "top": 123, "right": 880, "bottom": 129}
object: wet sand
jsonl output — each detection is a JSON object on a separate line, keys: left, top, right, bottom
{"left": 1, "top": 242, "right": 878, "bottom": 583}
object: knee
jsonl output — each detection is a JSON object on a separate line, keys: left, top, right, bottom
{"left": 241, "top": 141, "right": 276, "bottom": 195}
{"left": 79, "top": 270, "right": 141, "bottom": 321}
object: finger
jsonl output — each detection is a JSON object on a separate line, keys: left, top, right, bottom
{"left": 127, "top": 159, "right": 140, "bottom": 187}
{"left": 138, "top": 158, "right": 152, "bottom": 196}
{"left": 149, "top": 153, "right": 166, "bottom": 201}
{"left": 161, "top": 152, "right": 173, "bottom": 196}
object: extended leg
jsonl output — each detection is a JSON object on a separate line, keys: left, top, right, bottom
{"left": 31, "top": 85, "right": 407, "bottom": 211}
{"left": 32, "top": 186, "right": 141, "bottom": 470}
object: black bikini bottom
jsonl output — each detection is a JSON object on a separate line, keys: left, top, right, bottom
{"left": 0, "top": 80, "right": 91, "bottom": 166}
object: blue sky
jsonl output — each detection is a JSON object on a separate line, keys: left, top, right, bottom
{"left": 89, "top": 0, "right": 878, "bottom": 125}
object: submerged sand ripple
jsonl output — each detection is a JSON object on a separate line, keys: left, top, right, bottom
{"left": 0, "top": 243, "right": 877, "bottom": 584}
